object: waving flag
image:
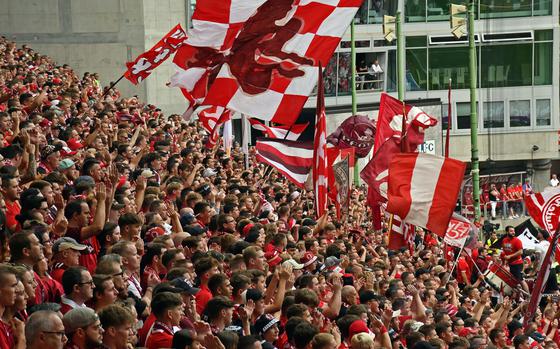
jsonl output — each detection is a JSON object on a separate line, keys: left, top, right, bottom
{"left": 198, "top": 107, "right": 232, "bottom": 148}
{"left": 314, "top": 64, "right": 328, "bottom": 218}
{"left": 388, "top": 214, "right": 416, "bottom": 251}
{"left": 387, "top": 153, "right": 465, "bottom": 237}
{"left": 256, "top": 139, "right": 313, "bottom": 188}
{"left": 171, "top": 0, "right": 362, "bottom": 124}
{"left": 125, "top": 24, "right": 187, "bottom": 84}
{"left": 249, "top": 119, "right": 309, "bottom": 141}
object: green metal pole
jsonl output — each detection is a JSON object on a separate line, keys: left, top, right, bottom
{"left": 468, "top": 1, "right": 481, "bottom": 222}
{"left": 396, "top": 11, "right": 404, "bottom": 101}
{"left": 351, "top": 20, "right": 360, "bottom": 185}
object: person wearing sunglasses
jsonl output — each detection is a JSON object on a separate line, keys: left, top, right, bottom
{"left": 25, "top": 310, "right": 67, "bottom": 349}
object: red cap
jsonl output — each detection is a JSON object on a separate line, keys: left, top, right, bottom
{"left": 300, "top": 252, "right": 317, "bottom": 267}
{"left": 265, "top": 250, "right": 282, "bottom": 268}
{"left": 67, "top": 138, "right": 84, "bottom": 151}
{"left": 458, "top": 327, "right": 478, "bottom": 337}
{"left": 145, "top": 226, "right": 165, "bottom": 242}
{"left": 349, "top": 320, "right": 374, "bottom": 341}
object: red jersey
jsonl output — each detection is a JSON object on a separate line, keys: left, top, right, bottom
{"left": 4, "top": 200, "right": 20, "bottom": 232}
{"left": 195, "top": 285, "right": 212, "bottom": 315}
{"left": 502, "top": 236, "right": 523, "bottom": 265}
{"left": 457, "top": 257, "right": 472, "bottom": 284}
{"left": 0, "top": 320, "right": 13, "bottom": 349}
{"left": 146, "top": 322, "right": 174, "bottom": 349}
{"left": 66, "top": 226, "right": 99, "bottom": 273}
{"left": 138, "top": 313, "right": 156, "bottom": 347}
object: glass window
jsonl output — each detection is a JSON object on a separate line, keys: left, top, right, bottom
{"left": 481, "top": 44, "right": 532, "bottom": 88}
{"left": 356, "top": 0, "right": 395, "bottom": 24}
{"left": 533, "top": 0, "right": 553, "bottom": 16}
{"left": 534, "top": 42, "right": 552, "bottom": 85}
{"left": 457, "top": 102, "right": 476, "bottom": 130}
{"left": 427, "top": 0, "right": 449, "bottom": 22}
{"left": 480, "top": 0, "right": 532, "bottom": 18}
{"left": 536, "top": 99, "right": 551, "bottom": 126}
{"left": 386, "top": 50, "right": 397, "bottom": 93}
{"left": 509, "top": 100, "right": 530, "bottom": 127}
{"left": 405, "top": 0, "right": 426, "bottom": 22}
{"left": 336, "top": 53, "right": 352, "bottom": 96}
{"left": 483, "top": 101, "right": 504, "bottom": 128}
{"left": 428, "top": 46, "right": 470, "bottom": 90}
{"left": 355, "top": 0, "right": 370, "bottom": 24}
{"left": 324, "top": 54, "right": 338, "bottom": 97}
{"left": 406, "top": 49, "right": 427, "bottom": 91}
{"left": 441, "top": 103, "right": 449, "bottom": 130}
{"left": 534, "top": 30, "right": 553, "bottom": 41}
{"left": 406, "top": 36, "right": 427, "bottom": 48}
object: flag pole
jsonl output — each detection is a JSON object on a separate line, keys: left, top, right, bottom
{"left": 84, "top": 74, "right": 125, "bottom": 115}
{"left": 351, "top": 20, "right": 360, "bottom": 185}
{"left": 445, "top": 79, "right": 452, "bottom": 157}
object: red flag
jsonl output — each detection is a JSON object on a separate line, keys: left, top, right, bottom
{"left": 388, "top": 214, "right": 416, "bottom": 251}
{"left": 387, "top": 153, "right": 466, "bottom": 237}
{"left": 124, "top": 24, "right": 186, "bottom": 85}
{"left": 170, "top": 0, "right": 362, "bottom": 124}
{"left": 314, "top": 64, "right": 328, "bottom": 218}
{"left": 198, "top": 107, "right": 232, "bottom": 149}
{"left": 525, "top": 187, "right": 560, "bottom": 264}
{"left": 249, "top": 119, "right": 309, "bottom": 141}
{"left": 255, "top": 139, "right": 313, "bottom": 188}
{"left": 445, "top": 213, "right": 478, "bottom": 246}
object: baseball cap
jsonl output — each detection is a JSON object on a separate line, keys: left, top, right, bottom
{"left": 254, "top": 314, "right": 280, "bottom": 335}
{"left": 282, "top": 259, "right": 304, "bottom": 270}
{"left": 169, "top": 278, "right": 200, "bottom": 296}
{"left": 58, "top": 158, "right": 75, "bottom": 170}
{"left": 324, "top": 256, "right": 342, "bottom": 268}
{"left": 349, "top": 320, "right": 375, "bottom": 341}
{"left": 53, "top": 237, "right": 87, "bottom": 254}
{"left": 202, "top": 168, "right": 217, "bottom": 178}
{"left": 62, "top": 307, "right": 99, "bottom": 334}
{"left": 300, "top": 252, "right": 318, "bottom": 267}
{"left": 265, "top": 250, "right": 282, "bottom": 268}
{"left": 67, "top": 138, "right": 84, "bottom": 151}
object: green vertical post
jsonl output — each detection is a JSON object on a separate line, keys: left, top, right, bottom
{"left": 468, "top": 1, "right": 481, "bottom": 221}
{"left": 396, "top": 11, "right": 405, "bottom": 101}
{"left": 351, "top": 20, "right": 360, "bottom": 184}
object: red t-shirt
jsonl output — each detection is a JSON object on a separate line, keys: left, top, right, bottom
{"left": 66, "top": 226, "right": 99, "bottom": 273}
{"left": 457, "top": 257, "right": 472, "bottom": 284}
{"left": 502, "top": 236, "right": 523, "bottom": 265}
{"left": 51, "top": 266, "right": 67, "bottom": 284}
{"left": 195, "top": 285, "right": 212, "bottom": 315}
{"left": 0, "top": 320, "right": 13, "bottom": 349}
{"left": 146, "top": 322, "right": 174, "bottom": 349}
{"left": 4, "top": 200, "right": 20, "bottom": 232}
{"left": 138, "top": 313, "right": 156, "bottom": 347}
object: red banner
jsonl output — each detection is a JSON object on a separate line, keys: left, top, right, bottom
{"left": 124, "top": 24, "right": 187, "bottom": 85}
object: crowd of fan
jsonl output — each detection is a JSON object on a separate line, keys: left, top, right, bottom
{"left": 0, "top": 36, "right": 559, "bottom": 349}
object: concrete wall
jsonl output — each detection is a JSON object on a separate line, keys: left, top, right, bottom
{"left": 1, "top": 0, "right": 187, "bottom": 114}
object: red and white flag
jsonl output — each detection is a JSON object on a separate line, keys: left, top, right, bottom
{"left": 387, "top": 153, "right": 466, "bottom": 237}
{"left": 445, "top": 213, "right": 478, "bottom": 247}
{"left": 125, "top": 24, "right": 187, "bottom": 85}
{"left": 249, "top": 119, "right": 309, "bottom": 141}
{"left": 388, "top": 214, "right": 416, "bottom": 251}
{"left": 314, "top": 64, "right": 328, "bottom": 218}
{"left": 525, "top": 187, "right": 560, "bottom": 233}
{"left": 361, "top": 94, "right": 437, "bottom": 204}
{"left": 171, "top": 0, "right": 362, "bottom": 124}
{"left": 255, "top": 139, "right": 313, "bottom": 188}
{"left": 198, "top": 106, "right": 232, "bottom": 149}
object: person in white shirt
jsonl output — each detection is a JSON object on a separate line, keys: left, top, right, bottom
{"left": 550, "top": 174, "right": 559, "bottom": 187}
{"left": 368, "top": 59, "right": 383, "bottom": 89}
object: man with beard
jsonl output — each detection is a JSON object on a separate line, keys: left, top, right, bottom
{"left": 501, "top": 226, "right": 529, "bottom": 293}
{"left": 62, "top": 307, "right": 104, "bottom": 349}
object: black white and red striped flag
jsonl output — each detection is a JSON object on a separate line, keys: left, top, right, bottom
{"left": 313, "top": 64, "right": 328, "bottom": 218}
{"left": 249, "top": 119, "right": 309, "bottom": 141}
{"left": 255, "top": 139, "right": 313, "bottom": 188}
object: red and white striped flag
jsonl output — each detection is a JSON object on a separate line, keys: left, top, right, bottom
{"left": 249, "top": 119, "right": 309, "bottom": 141}
{"left": 314, "top": 64, "right": 328, "bottom": 218}
{"left": 256, "top": 139, "right": 313, "bottom": 188}
{"left": 387, "top": 153, "right": 466, "bottom": 237}
{"left": 388, "top": 214, "right": 416, "bottom": 251}
{"left": 171, "top": 0, "right": 362, "bottom": 124}
{"left": 198, "top": 106, "right": 232, "bottom": 149}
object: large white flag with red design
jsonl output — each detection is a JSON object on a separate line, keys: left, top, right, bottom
{"left": 387, "top": 153, "right": 466, "bottom": 237}
{"left": 171, "top": 0, "right": 362, "bottom": 124}
{"left": 314, "top": 64, "right": 328, "bottom": 218}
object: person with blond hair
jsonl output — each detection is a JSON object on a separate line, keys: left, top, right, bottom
{"left": 351, "top": 332, "right": 375, "bottom": 349}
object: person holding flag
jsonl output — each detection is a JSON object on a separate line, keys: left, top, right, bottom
{"left": 501, "top": 226, "right": 529, "bottom": 293}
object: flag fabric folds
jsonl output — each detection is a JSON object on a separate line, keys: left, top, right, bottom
{"left": 525, "top": 187, "right": 560, "bottom": 233}
{"left": 388, "top": 214, "right": 416, "bottom": 251}
{"left": 387, "top": 153, "right": 466, "bottom": 237}
{"left": 125, "top": 24, "right": 187, "bottom": 85}
{"left": 313, "top": 64, "right": 328, "bottom": 218}
{"left": 445, "top": 213, "right": 478, "bottom": 248}
{"left": 171, "top": 0, "right": 362, "bottom": 125}
{"left": 249, "top": 119, "right": 309, "bottom": 141}
{"left": 255, "top": 139, "right": 313, "bottom": 188}
{"left": 198, "top": 107, "right": 232, "bottom": 149}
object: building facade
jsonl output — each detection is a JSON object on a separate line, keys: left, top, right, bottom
{"left": 303, "top": 0, "right": 559, "bottom": 193}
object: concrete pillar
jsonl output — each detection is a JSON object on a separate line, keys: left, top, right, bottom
{"left": 528, "top": 158, "right": 552, "bottom": 192}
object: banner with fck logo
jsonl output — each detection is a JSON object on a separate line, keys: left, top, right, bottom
{"left": 525, "top": 187, "right": 560, "bottom": 233}
{"left": 444, "top": 213, "right": 478, "bottom": 249}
